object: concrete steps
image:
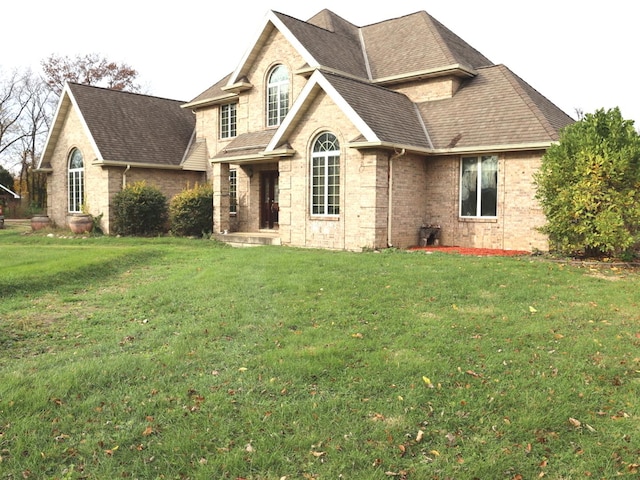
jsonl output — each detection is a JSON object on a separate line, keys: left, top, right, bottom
{"left": 212, "top": 231, "right": 281, "bottom": 247}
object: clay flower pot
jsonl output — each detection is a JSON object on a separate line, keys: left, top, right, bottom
{"left": 31, "top": 215, "right": 51, "bottom": 231}
{"left": 68, "top": 214, "right": 93, "bottom": 234}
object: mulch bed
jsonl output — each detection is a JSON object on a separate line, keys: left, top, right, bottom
{"left": 408, "top": 246, "right": 530, "bottom": 256}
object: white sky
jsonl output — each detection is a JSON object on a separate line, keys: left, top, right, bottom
{"left": 3, "top": 0, "right": 638, "bottom": 126}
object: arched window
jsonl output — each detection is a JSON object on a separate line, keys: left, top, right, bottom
{"left": 68, "top": 148, "right": 84, "bottom": 213}
{"left": 311, "top": 132, "right": 340, "bottom": 216}
{"left": 266, "top": 65, "right": 289, "bottom": 127}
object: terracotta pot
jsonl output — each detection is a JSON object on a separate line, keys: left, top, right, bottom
{"left": 31, "top": 215, "right": 51, "bottom": 231}
{"left": 68, "top": 214, "right": 93, "bottom": 234}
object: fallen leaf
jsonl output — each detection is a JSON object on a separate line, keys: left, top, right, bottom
{"left": 568, "top": 417, "right": 581, "bottom": 428}
{"left": 529, "top": 306, "right": 538, "bottom": 313}
{"left": 415, "top": 429, "right": 424, "bottom": 443}
{"left": 142, "top": 426, "right": 154, "bottom": 436}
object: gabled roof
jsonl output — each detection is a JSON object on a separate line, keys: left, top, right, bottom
{"left": 39, "top": 83, "right": 197, "bottom": 169}
{"left": 199, "top": 9, "right": 573, "bottom": 157}
{"left": 419, "top": 65, "right": 575, "bottom": 152}
{"left": 202, "top": 9, "right": 492, "bottom": 104}
{"left": 267, "top": 71, "right": 431, "bottom": 152}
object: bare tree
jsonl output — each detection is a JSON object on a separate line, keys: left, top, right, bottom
{"left": 41, "top": 53, "right": 141, "bottom": 95}
{"left": 0, "top": 69, "right": 34, "bottom": 167}
{"left": 16, "top": 72, "right": 53, "bottom": 209}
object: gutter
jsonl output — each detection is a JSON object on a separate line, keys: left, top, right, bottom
{"left": 387, "top": 148, "right": 405, "bottom": 247}
{"left": 123, "top": 164, "right": 130, "bottom": 189}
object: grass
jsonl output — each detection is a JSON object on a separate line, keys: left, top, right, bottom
{"left": 0, "top": 224, "right": 638, "bottom": 479}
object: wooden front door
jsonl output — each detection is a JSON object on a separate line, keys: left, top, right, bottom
{"left": 260, "top": 170, "right": 279, "bottom": 229}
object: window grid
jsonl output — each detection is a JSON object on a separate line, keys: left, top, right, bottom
{"left": 311, "top": 133, "right": 340, "bottom": 216}
{"left": 220, "top": 103, "right": 237, "bottom": 139}
{"left": 229, "top": 169, "right": 237, "bottom": 214}
{"left": 267, "top": 65, "right": 289, "bottom": 127}
{"left": 68, "top": 149, "right": 84, "bottom": 213}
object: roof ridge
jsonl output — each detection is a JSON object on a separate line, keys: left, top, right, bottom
{"left": 67, "top": 82, "right": 186, "bottom": 103}
{"left": 494, "top": 65, "right": 565, "bottom": 139}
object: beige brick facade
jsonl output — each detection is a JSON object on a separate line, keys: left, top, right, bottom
{"left": 43, "top": 10, "right": 563, "bottom": 252}
{"left": 44, "top": 104, "right": 204, "bottom": 234}
{"left": 202, "top": 26, "right": 551, "bottom": 252}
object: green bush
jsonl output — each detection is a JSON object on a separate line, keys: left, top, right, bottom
{"left": 112, "top": 181, "right": 168, "bottom": 236}
{"left": 535, "top": 107, "right": 640, "bottom": 257}
{"left": 169, "top": 184, "right": 213, "bottom": 237}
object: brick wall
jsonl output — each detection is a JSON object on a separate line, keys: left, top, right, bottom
{"left": 46, "top": 103, "right": 205, "bottom": 234}
{"left": 423, "top": 151, "right": 549, "bottom": 251}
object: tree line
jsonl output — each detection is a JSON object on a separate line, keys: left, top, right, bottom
{"left": 0, "top": 54, "right": 140, "bottom": 215}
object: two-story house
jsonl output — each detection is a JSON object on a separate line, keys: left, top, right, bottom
{"left": 38, "top": 9, "right": 574, "bottom": 251}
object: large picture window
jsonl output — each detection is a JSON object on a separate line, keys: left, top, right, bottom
{"left": 68, "top": 148, "right": 84, "bottom": 213}
{"left": 460, "top": 155, "right": 498, "bottom": 217}
{"left": 220, "top": 103, "right": 237, "bottom": 139}
{"left": 311, "top": 132, "right": 340, "bottom": 216}
{"left": 266, "top": 65, "right": 289, "bottom": 127}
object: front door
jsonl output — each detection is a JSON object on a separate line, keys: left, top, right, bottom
{"left": 260, "top": 170, "right": 279, "bottom": 229}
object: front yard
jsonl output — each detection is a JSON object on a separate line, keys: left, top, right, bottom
{"left": 1, "top": 225, "right": 638, "bottom": 479}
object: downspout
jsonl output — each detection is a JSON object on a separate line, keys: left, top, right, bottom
{"left": 387, "top": 148, "right": 405, "bottom": 248}
{"left": 122, "top": 164, "right": 131, "bottom": 189}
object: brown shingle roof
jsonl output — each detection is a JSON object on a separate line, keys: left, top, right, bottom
{"left": 362, "top": 12, "right": 493, "bottom": 80}
{"left": 213, "top": 130, "right": 276, "bottom": 160}
{"left": 418, "top": 65, "right": 575, "bottom": 150}
{"left": 68, "top": 83, "right": 195, "bottom": 166}
{"left": 188, "top": 73, "right": 233, "bottom": 106}
{"left": 273, "top": 11, "right": 369, "bottom": 79}
{"left": 321, "top": 72, "right": 431, "bottom": 148}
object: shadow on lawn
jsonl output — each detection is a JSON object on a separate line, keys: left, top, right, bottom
{"left": 0, "top": 249, "right": 159, "bottom": 299}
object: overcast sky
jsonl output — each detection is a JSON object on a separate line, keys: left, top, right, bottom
{"left": 3, "top": 0, "right": 638, "bottom": 126}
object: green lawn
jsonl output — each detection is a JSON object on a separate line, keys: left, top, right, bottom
{"left": 1, "top": 225, "right": 638, "bottom": 479}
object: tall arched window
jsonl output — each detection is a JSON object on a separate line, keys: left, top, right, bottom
{"left": 311, "top": 132, "right": 340, "bottom": 216}
{"left": 266, "top": 65, "right": 289, "bottom": 127}
{"left": 68, "top": 148, "right": 84, "bottom": 213}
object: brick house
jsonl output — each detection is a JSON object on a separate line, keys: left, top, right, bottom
{"left": 37, "top": 84, "right": 207, "bottom": 233}
{"left": 39, "top": 9, "right": 574, "bottom": 250}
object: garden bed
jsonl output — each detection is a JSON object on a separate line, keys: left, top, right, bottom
{"left": 408, "top": 245, "right": 530, "bottom": 256}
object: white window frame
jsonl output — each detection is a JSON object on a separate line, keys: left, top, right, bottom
{"left": 220, "top": 103, "right": 237, "bottom": 139}
{"left": 310, "top": 132, "right": 340, "bottom": 216}
{"left": 68, "top": 148, "right": 84, "bottom": 213}
{"left": 266, "top": 65, "right": 289, "bottom": 127}
{"left": 229, "top": 169, "right": 237, "bottom": 215}
{"left": 459, "top": 155, "right": 498, "bottom": 218}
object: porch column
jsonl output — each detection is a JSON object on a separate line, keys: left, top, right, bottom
{"left": 212, "top": 162, "right": 230, "bottom": 234}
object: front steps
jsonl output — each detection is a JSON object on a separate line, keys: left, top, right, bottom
{"left": 212, "top": 231, "right": 281, "bottom": 247}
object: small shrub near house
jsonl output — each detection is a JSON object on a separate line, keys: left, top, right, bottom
{"left": 169, "top": 184, "right": 213, "bottom": 237}
{"left": 112, "top": 181, "right": 168, "bottom": 236}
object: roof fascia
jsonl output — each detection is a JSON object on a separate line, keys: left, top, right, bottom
{"left": 210, "top": 149, "right": 295, "bottom": 165}
{"left": 181, "top": 92, "right": 238, "bottom": 110}
{"left": 228, "top": 10, "right": 319, "bottom": 86}
{"left": 0, "top": 183, "right": 21, "bottom": 198}
{"left": 374, "top": 64, "right": 477, "bottom": 86}
{"left": 347, "top": 140, "right": 554, "bottom": 155}
{"left": 37, "top": 84, "right": 72, "bottom": 169}
{"left": 40, "top": 83, "right": 104, "bottom": 167}
{"left": 266, "top": 71, "right": 379, "bottom": 151}
{"left": 91, "top": 159, "right": 185, "bottom": 170}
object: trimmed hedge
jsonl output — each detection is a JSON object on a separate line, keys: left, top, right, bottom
{"left": 112, "top": 182, "right": 168, "bottom": 236}
{"left": 169, "top": 184, "right": 213, "bottom": 237}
